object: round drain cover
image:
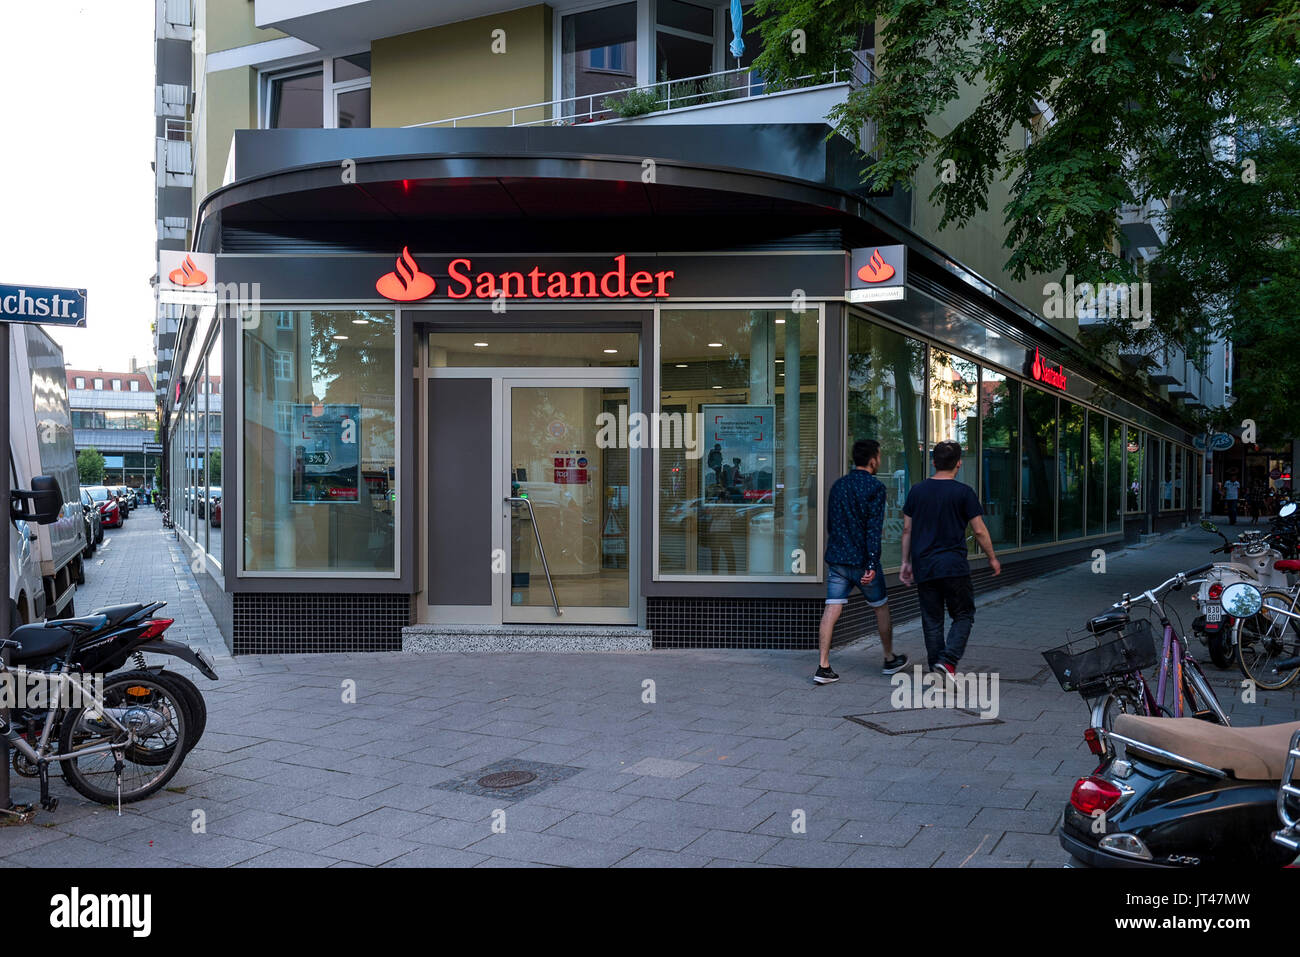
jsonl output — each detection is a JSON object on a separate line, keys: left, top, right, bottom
{"left": 477, "top": 770, "right": 538, "bottom": 789}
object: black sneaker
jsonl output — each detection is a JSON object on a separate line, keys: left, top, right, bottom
{"left": 813, "top": 666, "right": 839, "bottom": 685}
{"left": 881, "top": 654, "right": 909, "bottom": 675}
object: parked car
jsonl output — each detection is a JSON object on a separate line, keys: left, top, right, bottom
{"left": 199, "top": 486, "right": 221, "bottom": 519}
{"left": 84, "top": 485, "right": 122, "bottom": 529}
{"left": 112, "top": 485, "right": 130, "bottom": 519}
{"left": 79, "top": 487, "right": 102, "bottom": 557}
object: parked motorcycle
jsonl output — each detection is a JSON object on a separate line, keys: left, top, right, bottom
{"left": 1192, "top": 519, "right": 1292, "bottom": 668}
{"left": 1061, "top": 583, "right": 1300, "bottom": 867}
{"left": 1, "top": 600, "right": 216, "bottom": 811}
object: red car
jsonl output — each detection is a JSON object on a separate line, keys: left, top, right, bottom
{"left": 86, "top": 485, "right": 122, "bottom": 528}
{"left": 210, "top": 499, "right": 221, "bottom": 528}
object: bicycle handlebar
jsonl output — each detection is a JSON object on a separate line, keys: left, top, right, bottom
{"left": 1113, "top": 564, "right": 1214, "bottom": 610}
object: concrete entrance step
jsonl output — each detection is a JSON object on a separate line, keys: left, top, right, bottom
{"left": 402, "top": 623, "right": 652, "bottom": 653}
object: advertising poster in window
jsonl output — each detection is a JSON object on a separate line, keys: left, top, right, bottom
{"left": 291, "top": 403, "right": 361, "bottom": 504}
{"left": 701, "top": 404, "right": 775, "bottom": 504}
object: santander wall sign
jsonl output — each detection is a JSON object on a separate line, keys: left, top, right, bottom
{"left": 375, "top": 248, "right": 675, "bottom": 302}
{"left": 1029, "top": 347, "right": 1068, "bottom": 390}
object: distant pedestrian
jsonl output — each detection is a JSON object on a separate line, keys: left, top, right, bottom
{"left": 900, "top": 440, "right": 1001, "bottom": 680}
{"left": 1249, "top": 485, "right": 1263, "bottom": 524}
{"left": 815, "top": 438, "right": 907, "bottom": 685}
{"left": 1224, "top": 475, "right": 1241, "bottom": 525}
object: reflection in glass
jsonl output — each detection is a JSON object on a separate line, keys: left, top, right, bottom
{"left": 1087, "top": 411, "right": 1105, "bottom": 535}
{"left": 659, "top": 309, "right": 817, "bottom": 578}
{"left": 1126, "top": 428, "right": 1144, "bottom": 512}
{"left": 269, "top": 70, "right": 324, "bottom": 128}
{"left": 980, "top": 369, "right": 1019, "bottom": 549}
{"left": 1106, "top": 418, "right": 1123, "bottom": 531}
{"left": 561, "top": 3, "right": 638, "bottom": 119}
{"left": 206, "top": 340, "right": 224, "bottom": 568}
{"left": 847, "top": 318, "right": 925, "bottom": 569}
{"left": 243, "top": 309, "right": 396, "bottom": 572}
{"left": 1022, "top": 387, "right": 1056, "bottom": 544}
{"left": 1173, "top": 446, "right": 1184, "bottom": 510}
{"left": 1161, "top": 439, "right": 1174, "bottom": 510}
{"left": 1059, "top": 401, "right": 1085, "bottom": 540}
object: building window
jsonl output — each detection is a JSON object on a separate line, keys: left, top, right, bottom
{"left": 656, "top": 0, "right": 716, "bottom": 83}
{"left": 561, "top": 3, "right": 639, "bottom": 119}
{"left": 275, "top": 313, "right": 294, "bottom": 330}
{"left": 1126, "top": 428, "right": 1145, "bottom": 513}
{"left": 658, "top": 307, "right": 818, "bottom": 579}
{"left": 331, "top": 52, "right": 371, "bottom": 129}
{"left": 267, "top": 66, "right": 324, "bottom": 129}
{"left": 1106, "top": 418, "right": 1123, "bottom": 531}
{"left": 1085, "top": 411, "right": 1106, "bottom": 536}
{"left": 846, "top": 316, "right": 925, "bottom": 570}
{"left": 130, "top": 380, "right": 139, "bottom": 392}
{"left": 980, "top": 368, "right": 1019, "bottom": 549}
{"left": 1021, "top": 387, "right": 1056, "bottom": 545}
{"left": 1058, "top": 400, "right": 1086, "bottom": 540}
{"left": 243, "top": 309, "right": 396, "bottom": 574}
{"left": 273, "top": 351, "right": 292, "bottom": 381}
{"left": 74, "top": 376, "right": 85, "bottom": 389}
{"left": 94, "top": 378, "right": 103, "bottom": 390}
{"left": 112, "top": 379, "right": 122, "bottom": 391}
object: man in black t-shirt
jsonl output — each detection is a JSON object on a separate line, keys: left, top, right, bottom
{"left": 900, "top": 441, "right": 1001, "bottom": 679}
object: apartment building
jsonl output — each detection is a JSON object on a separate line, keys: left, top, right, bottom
{"left": 157, "top": 1, "right": 1220, "bottom": 653}
{"left": 66, "top": 367, "right": 160, "bottom": 488}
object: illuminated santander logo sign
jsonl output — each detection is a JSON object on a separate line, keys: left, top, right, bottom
{"left": 375, "top": 250, "right": 674, "bottom": 302}
{"left": 1030, "top": 347, "right": 1067, "bottom": 390}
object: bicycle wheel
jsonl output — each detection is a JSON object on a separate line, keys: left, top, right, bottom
{"left": 58, "top": 674, "right": 188, "bottom": 804}
{"left": 1095, "top": 685, "right": 1145, "bottom": 732}
{"left": 1235, "top": 589, "right": 1300, "bottom": 691}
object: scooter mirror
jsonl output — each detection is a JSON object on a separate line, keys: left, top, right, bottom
{"left": 1221, "top": 582, "right": 1264, "bottom": 618}
{"left": 1281, "top": 503, "right": 1297, "bottom": 518}
{"left": 1200, "top": 520, "right": 1219, "bottom": 533}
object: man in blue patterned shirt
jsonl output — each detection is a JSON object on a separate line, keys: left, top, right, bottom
{"left": 815, "top": 438, "right": 909, "bottom": 684}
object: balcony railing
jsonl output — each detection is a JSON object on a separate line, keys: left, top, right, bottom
{"left": 406, "top": 51, "right": 878, "bottom": 152}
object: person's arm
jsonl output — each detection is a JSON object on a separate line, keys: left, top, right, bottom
{"left": 899, "top": 514, "right": 914, "bottom": 585}
{"left": 861, "top": 483, "right": 885, "bottom": 583}
{"left": 969, "top": 515, "right": 1001, "bottom": 575}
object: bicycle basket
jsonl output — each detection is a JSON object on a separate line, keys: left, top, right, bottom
{"left": 1042, "top": 618, "right": 1157, "bottom": 693}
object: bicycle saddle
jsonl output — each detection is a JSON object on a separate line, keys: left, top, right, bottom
{"left": 1087, "top": 610, "right": 1129, "bottom": 634}
{"left": 1113, "top": 715, "right": 1300, "bottom": 781}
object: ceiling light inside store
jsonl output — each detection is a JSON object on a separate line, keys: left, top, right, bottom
{"left": 332, "top": 335, "right": 348, "bottom": 340}
{"left": 473, "top": 342, "right": 489, "bottom": 347}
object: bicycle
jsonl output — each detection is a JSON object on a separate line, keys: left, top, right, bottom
{"left": 1231, "top": 573, "right": 1300, "bottom": 691}
{"left": 1044, "top": 563, "right": 1231, "bottom": 732}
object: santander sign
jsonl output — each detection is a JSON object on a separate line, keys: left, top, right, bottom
{"left": 1030, "top": 347, "right": 1067, "bottom": 390}
{"left": 375, "top": 249, "right": 674, "bottom": 302}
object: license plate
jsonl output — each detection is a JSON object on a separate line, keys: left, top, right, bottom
{"left": 1206, "top": 604, "right": 1222, "bottom": 623}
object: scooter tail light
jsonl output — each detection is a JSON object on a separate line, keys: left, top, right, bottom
{"left": 138, "top": 618, "right": 174, "bottom": 640}
{"left": 1070, "top": 775, "right": 1123, "bottom": 815}
{"left": 1208, "top": 582, "right": 1224, "bottom": 600}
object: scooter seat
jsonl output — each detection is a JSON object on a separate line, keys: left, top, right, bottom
{"left": 7, "top": 623, "right": 78, "bottom": 663}
{"left": 1113, "top": 715, "right": 1300, "bottom": 780}
{"left": 88, "top": 603, "right": 148, "bottom": 628}
{"left": 1274, "top": 560, "right": 1300, "bottom": 572}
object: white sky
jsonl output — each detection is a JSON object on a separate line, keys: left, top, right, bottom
{"left": 0, "top": 1, "right": 157, "bottom": 374}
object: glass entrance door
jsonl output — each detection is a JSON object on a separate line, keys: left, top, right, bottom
{"left": 503, "top": 375, "right": 637, "bottom": 624}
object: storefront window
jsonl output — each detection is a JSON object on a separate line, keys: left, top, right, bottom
{"left": 846, "top": 317, "right": 925, "bottom": 569}
{"left": 1086, "top": 412, "right": 1106, "bottom": 535}
{"left": 243, "top": 309, "right": 397, "bottom": 573}
{"left": 1161, "top": 439, "right": 1175, "bottom": 510}
{"left": 1022, "top": 388, "right": 1056, "bottom": 544}
{"left": 207, "top": 341, "right": 223, "bottom": 569}
{"left": 979, "top": 369, "right": 1019, "bottom": 549}
{"left": 1126, "top": 428, "right": 1145, "bottom": 512}
{"left": 1173, "top": 446, "right": 1184, "bottom": 511}
{"left": 1059, "top": 401, "right": 1086, "bottom": 540}
{"left": 929, "top": 351, "right": 979, "bottom": 493}
{"left": 658, "top": 308, "right": 817, "bottom": 578}
{"left": 1106, "top": 418, "right": 1123, "bottom": 531}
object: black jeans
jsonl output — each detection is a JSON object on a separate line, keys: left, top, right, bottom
{"left": 1227, "top": 500, "right": 1239, "bottom": 525}
{"left": 917, "top": 575, "right": 976, "bottom": 670}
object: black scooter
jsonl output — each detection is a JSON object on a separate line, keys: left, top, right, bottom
{"left": 1060, "top": 582, "right": 1300, "bottom": 867}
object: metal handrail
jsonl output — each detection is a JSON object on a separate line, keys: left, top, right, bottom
{"left": 506, "top": 496, "right": 562, "bottom": 617}
{"left": 406, "top": 49, "right": 876, "bottom": 131}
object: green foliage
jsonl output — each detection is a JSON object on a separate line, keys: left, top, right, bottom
{"left": 208, "top": 449, "right": 222, "bottom": 486}
{"left": 77, "top": 447, "right": 105, "bottom": 486}
{"left": 602, "top": 85, "right": 666, "bottom": 118}
{"left": 750, "top": 0, "right": 1300, "bottom": 441}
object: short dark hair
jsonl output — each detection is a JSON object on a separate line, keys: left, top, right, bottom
{"left": 852, "top": 439, "right": 881, "bottom": 467}
{"left": 932, "top": 440, "right": 962, "bottom": 471}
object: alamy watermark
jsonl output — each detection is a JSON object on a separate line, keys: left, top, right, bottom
{"left": 890, "top": 666, "right": 1000, "bottom": 720}
{"left": 594, "top": 407, "right": 705, "bottom": 459}
{"left": 0, "top": 669, "right": 104, "bottom": 710}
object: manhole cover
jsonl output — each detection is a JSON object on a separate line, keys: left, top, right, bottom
{"left": 476, "top": 770, "right": 538, "bottom": 789}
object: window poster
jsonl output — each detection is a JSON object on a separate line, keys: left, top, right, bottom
{"left": 701, "top": 404, "right": 775, "bottom": 504}
{"left": 291, "top": 403, "right": 361, "bottom": 503}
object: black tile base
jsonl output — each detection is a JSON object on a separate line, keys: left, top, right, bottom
{"left": 231, "top": 592, "right": 408, "bottom": 654}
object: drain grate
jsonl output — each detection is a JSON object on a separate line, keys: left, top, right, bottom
{"left": 844, "top": 708, "right": 1003, "bottom": 735}
{"left": 477, "top": 770, "right": 538, "bottom": 789}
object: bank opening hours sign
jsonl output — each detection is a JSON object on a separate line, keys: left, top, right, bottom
{"left": 292, "top": 404, "right": 361, "bottom": 504}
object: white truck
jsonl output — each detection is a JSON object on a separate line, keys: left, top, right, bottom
{"left": 9, "top": 324, "right": 84, "bottom": 623}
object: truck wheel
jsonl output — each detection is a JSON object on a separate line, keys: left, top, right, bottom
{"left": 74, "top": 558, "right": 85, "bottom": 586}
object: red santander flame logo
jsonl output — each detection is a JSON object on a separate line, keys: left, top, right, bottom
{"left": 375, "top": 247, "right": 436, "bottom": 301}
{"left": 168, "top": 255, "right": 208, "bottom": 287}
{"left": 857, "top": 248, "right": 896, "bottom": 283}
{"left": 1030, "top": 347, "right": 1067, "bottom": 389}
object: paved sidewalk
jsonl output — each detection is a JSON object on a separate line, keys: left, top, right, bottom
{"left": 2, "top": 512, "right": 1296, "bottom": 868}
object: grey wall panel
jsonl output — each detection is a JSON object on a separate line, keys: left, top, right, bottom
{"left": 428, "top": 378, "right": 492, "bottom": 605}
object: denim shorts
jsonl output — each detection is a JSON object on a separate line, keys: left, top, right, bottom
{"left": 825, "top": 563, "right": 887, "bottom": 607}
